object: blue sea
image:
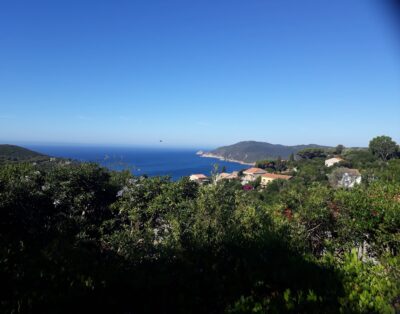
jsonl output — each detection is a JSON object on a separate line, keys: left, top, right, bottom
{"left": 26, "top": 146, "right": 247, "bottom": 181}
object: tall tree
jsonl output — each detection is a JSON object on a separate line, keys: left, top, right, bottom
{"left": 335, "top": 144, "right": 345, "bottom": 155}
{"left": 369, "top": 136, "right": 398, "bottom": 161}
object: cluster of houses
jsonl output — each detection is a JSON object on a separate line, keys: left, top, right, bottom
{"left": 189, "top": 156, "right": 362, "bottom": 189}
{"left": 189, "top": 167, "right": 292, "bottom": 187}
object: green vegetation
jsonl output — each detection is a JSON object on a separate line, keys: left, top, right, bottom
{"left": 1, "top": 136, "right": 400, "bottom": 313}
{"left": 0, "top": 144, "right": 49, "bottom": 163}
{"left": 208, "top": 141, "right": 330, "bottom": 163}
{"left": 369, "top": 136, "right": 399, "bottom": 161}
{"left": 342, "top": 149, "right": 378, "bottom": 169}
{"left": 296, "top": 148, "right": 327, "bottom": 160}
{"left": 255, "top": 157, "right": 287, "bottom": 172}
{"left": 0, "top": 145, "right": 71, "bottom": 170}
{"left": 334, "top": 144, "right": 345, "bottom": 155}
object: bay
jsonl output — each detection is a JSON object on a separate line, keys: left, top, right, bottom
{"left": 26, "top": 145, "right": 247, "bottom": 180}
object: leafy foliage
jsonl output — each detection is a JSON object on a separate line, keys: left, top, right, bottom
{"left": 369, "top": 136, "right": 398, "bottom": 161}
{"left": 1, "top": 136, "right": 400, "bottom": 313}
{"left": 334, "top": 144, "right": 345, "bottom": 155}
{"left": 255, "top": 158, "right": 287, "bottom": 172}
{"left": 296, "top": 148, "right": 327, "bottom": 160}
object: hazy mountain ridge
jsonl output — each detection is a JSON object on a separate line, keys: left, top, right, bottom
{"left": 204, "top": 141, "right": 331, "bottom": 163}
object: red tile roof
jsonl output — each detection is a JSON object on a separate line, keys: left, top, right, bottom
{"left": 243, "top": 167, "right": 267, "bottom": 174}
{"left": 218, "top": 173, "right": 231, "bottom": 178}
{"left": 261, "top": 173, "right": 292, "bottom": 180}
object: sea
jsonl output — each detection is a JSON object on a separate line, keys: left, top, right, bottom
{"left": 26, "top": 146, "right": 247, "bottom": 181}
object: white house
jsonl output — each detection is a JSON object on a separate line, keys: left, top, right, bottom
{"left": 260, "top": 173, "right": 292, "bottom": 187}
{"left": 325, "top": 157, "right": 344, "bottom": 167}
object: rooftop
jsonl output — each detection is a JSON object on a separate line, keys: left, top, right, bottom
{"left": 190, "top": 174, "right": 208, "bottom": 179}
{"left": 261, "top": 173, "right": 292, "bottom": 180}
{"left": 243, "top": 167, "right": 267, "bottom": 175}
{"left": 326, "top": 157, "right": 344, "bottom": 161}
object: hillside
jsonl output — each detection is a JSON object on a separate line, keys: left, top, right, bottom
{"left": 2, "top": 135, "right": 399, "bottom": 313}
{"left": 201, "top": 141, "right": 330, "bottom": 163}
{"left": 0, "top": 144, "right": 50, "bottom": 163}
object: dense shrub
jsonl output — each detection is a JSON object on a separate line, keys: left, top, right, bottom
{"left": 0, "top": 157, "right": 399, "bottom": 313}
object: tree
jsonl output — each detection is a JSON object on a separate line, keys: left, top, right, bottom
{"left": 369, "top": 136, "right": 398, "bottom": 161}
{"left": 335, "top": 144, "right": 345, "bottom": 155}
{"left": 255, "top": 159, "right": 275, "bottom": 170}
{"left": 296, "top": 148, "right": 327, "bottom": 160}
{"left": 255, "top": 159, "right": 287, "bottom": 172}
{"left": 289, "top": 153, "right": 295, "bottom": 162}
{"left": 211, "top": 163, "right": 220, "bottom": 181}
{"left": 275, "top": 156, "right": 287, "bottom": 172}
{"left": 343, "top": 149, "right": 377, "bottom": 170}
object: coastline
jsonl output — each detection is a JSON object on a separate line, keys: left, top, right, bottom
{"left": 198, "top": 153, "right": 255, "bottom": 166}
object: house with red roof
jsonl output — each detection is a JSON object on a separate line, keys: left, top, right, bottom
{"left": 241, "top": 167, "right": 267, "bottom": 184}
{"left": 260, "top": 173, "right": 292, "bottom": 187}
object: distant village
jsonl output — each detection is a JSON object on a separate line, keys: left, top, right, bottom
{"left": 189, "top": 155, "right": 361, "bottom": 190}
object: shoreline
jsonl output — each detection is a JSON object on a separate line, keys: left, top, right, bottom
{"left": 198, "top": 153, "right": 255, "bottom": 166}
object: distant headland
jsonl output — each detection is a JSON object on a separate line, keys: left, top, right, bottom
{"left": 197, "top": 141, "right": 331, "bottom": 164}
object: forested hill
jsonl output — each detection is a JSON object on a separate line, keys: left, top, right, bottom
{"left": 205, "top": 141, "right": 330, "bottom": 163}
{"left": 0, "top": 144, "right": 50, "bottom": 163}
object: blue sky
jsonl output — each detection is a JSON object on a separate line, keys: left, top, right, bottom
{"left": 0, "top": 0, "right": 399, "bottom": 148}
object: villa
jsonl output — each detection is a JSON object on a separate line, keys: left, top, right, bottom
{"left": 241, "top": 167, "right": 267, "bottom": 184}
{"left": 216, "top": 171, "right": 239, "bottom": 182}
{"left": 189, "top": 174, "right": 209, "bottom": 184}
{"left": 261, "top": 173, "right": 292, "bottom": 187}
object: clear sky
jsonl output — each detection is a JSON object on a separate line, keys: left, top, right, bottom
{"left": 0, "top": 0, "right": 399, "bottom": 148}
